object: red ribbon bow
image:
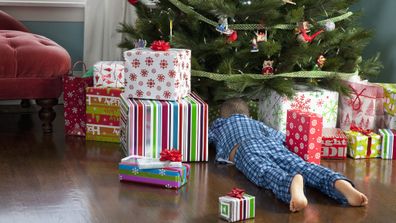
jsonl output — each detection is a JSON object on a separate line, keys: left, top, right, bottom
{"left": 227, "top": 188, "right": 245, "bottom": 199}
{"left": 348, "top": 84, "right": 367, "bottom": 111}
{"left": 150, "top": 40, "right": 170, "bottom": 51}
{"left": 350, "top": 124, "right": 373, "bottom": 157}
{"left": 160, "top": 149, "right": 182, "bottom": 162}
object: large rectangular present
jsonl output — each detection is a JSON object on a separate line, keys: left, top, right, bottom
{"left": 123, "top": 48, "right": 191, "bottom": 101}
{"left": 379, "top": 129, "right": 396, "bottom": 159}
{"left": 119, "top": 156, "right": 190, "bottom": 189}
{"left": 344, "top": 129, "right": 381, "bottom": 159}
{"left": 286, "top": 110, "right": 323, "bottom": 164}
{"left": 338, "top": 80, "right": 384, "bottom": 130}
{"left": 377, "top": 83, "right": 396, "bottom": 116}
{"left": 219, "top": 190, "right": 255, "bottom": 222}
{"left": 384, "top": 112, "right": 396, "bottom": 129}
{"left": 120, "top": 92, "right": 208, "bottom": 162}
{"left": 86, "top": 87, "right": 123, "bottom": 143}
{"left": 321, "top": 128, "right": 348, "bottom": 159}
{"left": 93, "top": 61, "right": 125, "bottom": 88}
{"left": 259, "top": 86, "right": 338, "bottom": 133}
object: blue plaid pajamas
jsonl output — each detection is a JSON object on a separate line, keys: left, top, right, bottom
{"left": 209, "top": 114, "right": 350, "bottom": 204}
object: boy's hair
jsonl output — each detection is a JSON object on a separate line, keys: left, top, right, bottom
{"left": 220, "top": 98, "right": 250, "bottom": 118}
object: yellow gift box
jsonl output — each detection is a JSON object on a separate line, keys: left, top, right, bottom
{"left": 345, "top": 130, "right": 381, "bottom": 159}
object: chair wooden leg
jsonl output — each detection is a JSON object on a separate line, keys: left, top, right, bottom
{"left": 36, "top": 98, "right": 58, "bottom": 133}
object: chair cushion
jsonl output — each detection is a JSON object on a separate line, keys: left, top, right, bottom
{"left": 0, "top": 30, "right": 71, "bottom": 99}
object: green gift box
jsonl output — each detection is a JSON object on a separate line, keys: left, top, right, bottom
{"left": 345, "top": 130, "right": 381, "bottom": 159}
{"left": 378, "top": 83, "right": 396, "bottom": 116}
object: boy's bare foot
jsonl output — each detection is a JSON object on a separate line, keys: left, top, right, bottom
{"left": 290, "top": 174, "right": 308, "bottom": 212}
{"left": 335, "top": 180, "right": 368, "bottom": 207}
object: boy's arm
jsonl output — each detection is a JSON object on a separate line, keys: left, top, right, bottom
{"left": 208, "top": 118, "right": 224, "bottom": 144}
{"left": 259, "top": 121, "right": 286, "bottom": 143}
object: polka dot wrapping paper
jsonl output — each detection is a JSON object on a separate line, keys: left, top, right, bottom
{"left": 285, "top": 110, "right": 323, "bottom": 164}
{"left": 123, "top": 48, "right": 191, "bottom": 101}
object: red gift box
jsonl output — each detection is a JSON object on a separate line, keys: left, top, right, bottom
{"left": 286, "top": 110, "right": 323, "bottom": 164}
{"left": 321, "top": 128, "right": 348, "bottom": 159}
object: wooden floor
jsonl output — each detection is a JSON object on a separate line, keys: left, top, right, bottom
{"left": 1, "top": 105, "right": 396, "bottom": 223}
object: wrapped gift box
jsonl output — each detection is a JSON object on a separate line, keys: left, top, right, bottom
{"left": 321, "top": 128, "right": 348, "bottom": 159}
{"left": 123, "top": 48, "right": 191, "bottom": 101}
{"left": 344, "top": 130, "right": 381, "bottom": 159}
{"left": 379, "top": 129, "right": 396, "bottom": 159}
{"left": 384, "top": 113, "right": 396, "bottom": 129}
{"left": 338, "top": 80, "right": 384, "bottom": 130}
{"left": 377, "top": 83, "right": 396, "bottom": 116}
{"left": 119, "top": 156, "right": 190, "bottom": 189}
{"left": 259, "top": 86, "right": 338, "bottom": 133}
{"left": 286, "top": 110, "right": 323, "bottom": 164}
{"left": 93, "top": 61, "right": 125, "bottom": 88}
{"left": 86, "top": 87, "right": 123, "bottom": 143}
{"left": 120, "top": 92, "right": 208, "bottom": 162}
{"left": 219, "top": 192, "right": 255, "bottom": 222}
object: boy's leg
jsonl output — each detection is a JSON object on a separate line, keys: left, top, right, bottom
{"left": 234, "top": 139, "right": 307, "bottom": 211}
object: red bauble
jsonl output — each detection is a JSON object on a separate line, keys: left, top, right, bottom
{"left": 128, "top": 0, "right": 138, "bottom": 5}
{"left": 227, "top": 31, "right": 238, "bottom": 42}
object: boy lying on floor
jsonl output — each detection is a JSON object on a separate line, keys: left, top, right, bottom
{"left": 209, "top": 98, "right": 368, "bottom": 212}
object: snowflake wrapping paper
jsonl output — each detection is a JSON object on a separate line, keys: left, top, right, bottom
{"left": 219, "top": 194, "right": 255, "bottom": 222}
{"left": 123, "top": 48, "right": 191, "bottom": 101}
{"left": 119, "top": 155, "right": 190, "bottom": 189}
{"left": 286, "top": 110, "right": 323, "bottom": 164}
{"left": 321, "top": 128, "right": 348, "bottom": 159}
{"left": 378, "top": 129, "right": 396, "bottom": 159}
{"left": 86, "top": 87, "right": 123, "bottom": 143}
{"left": 120, "top": 92, "right": 208, "bottom": 162}
{"left": 338, "top": 80, "right": 384, "bottom": 131}
{"left": 258, "top": 86, "right": 338, "bottom": 133}
{"left": 64, "top": 75, "right": 93, "bottom": 136}
{"left": 344, "top": 130, "right": 381, "bottom": 159}
{"left": 93, "top": 61, "right": 125, "bottom": 88}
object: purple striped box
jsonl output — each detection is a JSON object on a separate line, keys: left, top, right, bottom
{"left": 119, "top": 156, "right": 190, "bottom": 189}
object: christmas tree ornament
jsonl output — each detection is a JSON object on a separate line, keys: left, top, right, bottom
{"left": 262, "top": 60, "right": 274, "bottom": 75}
{"left": 216, "top": 16, "right": 233, "bottom": 35}
{"left": 255, "top": 30, "right": 268, "bottom": 42}
{"left": 297, "top": 27, "right": 324, "bottom": 43}
{"left": 240, "top": 0, "right": 252, "bottom": 5}
{"left": 250, "top": 38, "right": 259, "bottom": 52}
{"left": 134, "top": 39, "right": 147, "bottom": 48}
{"left": 128, "top": 0, "right": 138, "bottom": 5}
{"left": 324, "top": 20, "right": 336, "bottom": 31}
{"left": 282, "top": 0, "right": 296, "bottom": 5}
{"left": 313, "top": 55, "right": 326, "bottom": 70}
{"left": 227, "top": 30, "right": 238, "bottom": 42}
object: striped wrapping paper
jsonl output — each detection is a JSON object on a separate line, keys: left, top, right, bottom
{"left": 119, "top": 156, "right": 190, "bottom": 189}
{"left": 219, "top": 194, "right": 255, "bottom": 222}
{"left": 120, "top": 92, "right": 208, "bottom": 162}
{"left": 86, "top": 87, "right": 123, "bottom": 143}
{"left": 379, "top": 129, "right": 396, "bottom": 159}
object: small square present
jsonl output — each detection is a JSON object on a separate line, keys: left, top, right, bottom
{"left": 258, "top": 86, "right": 338, "bottom": 133}
{"left": 86, "top": 87, "right": 123, "bottom": 143}
{"left": 120, "top": 92, "right": 208, "bottom": 162}
{"left": 344, "top": 127, "right": 381, "bottom": 159}
{"left": 219, "top": 188, "right": 255, "bottom": 222}
{"left": 119, "top": 156, "right": 190, "bottom": 189}
{"left": 378, "top": 129, "right": 396, "bottom": 159}
{"left": 286, "top": 110, "right": 323, "bottom": 164}
{"left": 93, "top": 61, "right": 125, "bottom": 88}
{"left": 123, "top": 47, "right": 191, "bottom": 101}
{"left": 321, "top": 128, "right": 348, "bottom": 159}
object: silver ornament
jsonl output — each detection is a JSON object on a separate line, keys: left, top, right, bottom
{"left": 324, "top": 21, "right": 336, "bottom": 31}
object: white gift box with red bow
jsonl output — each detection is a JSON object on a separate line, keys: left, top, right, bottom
{"left": 93, "top": 61, "right": 125, "bottom": 88}
{"left": 123, "top": 48, "right": 191, "bottom": 101}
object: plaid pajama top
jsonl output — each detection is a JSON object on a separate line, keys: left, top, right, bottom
{"left": 209, "top": 114, "right": 285, "bottom": 162}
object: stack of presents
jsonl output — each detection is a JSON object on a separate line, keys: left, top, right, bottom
{"left": 64, "top": 40, "right": 396, "bottom": 222}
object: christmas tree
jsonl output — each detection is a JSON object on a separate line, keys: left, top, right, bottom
{"left": 118, "top": 0, "right": 381, "bottom": 104}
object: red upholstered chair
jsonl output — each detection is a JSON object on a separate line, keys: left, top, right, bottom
{"left": 0, "top": 10, "right": 71, "bottom": 133}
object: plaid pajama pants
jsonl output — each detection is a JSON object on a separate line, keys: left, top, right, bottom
{"left": 234, "top": 137, "right": 350, "bottom": 204}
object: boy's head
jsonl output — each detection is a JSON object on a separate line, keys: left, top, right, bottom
{"left": 220, "top": 98, "right": 250, "bottom": 118}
